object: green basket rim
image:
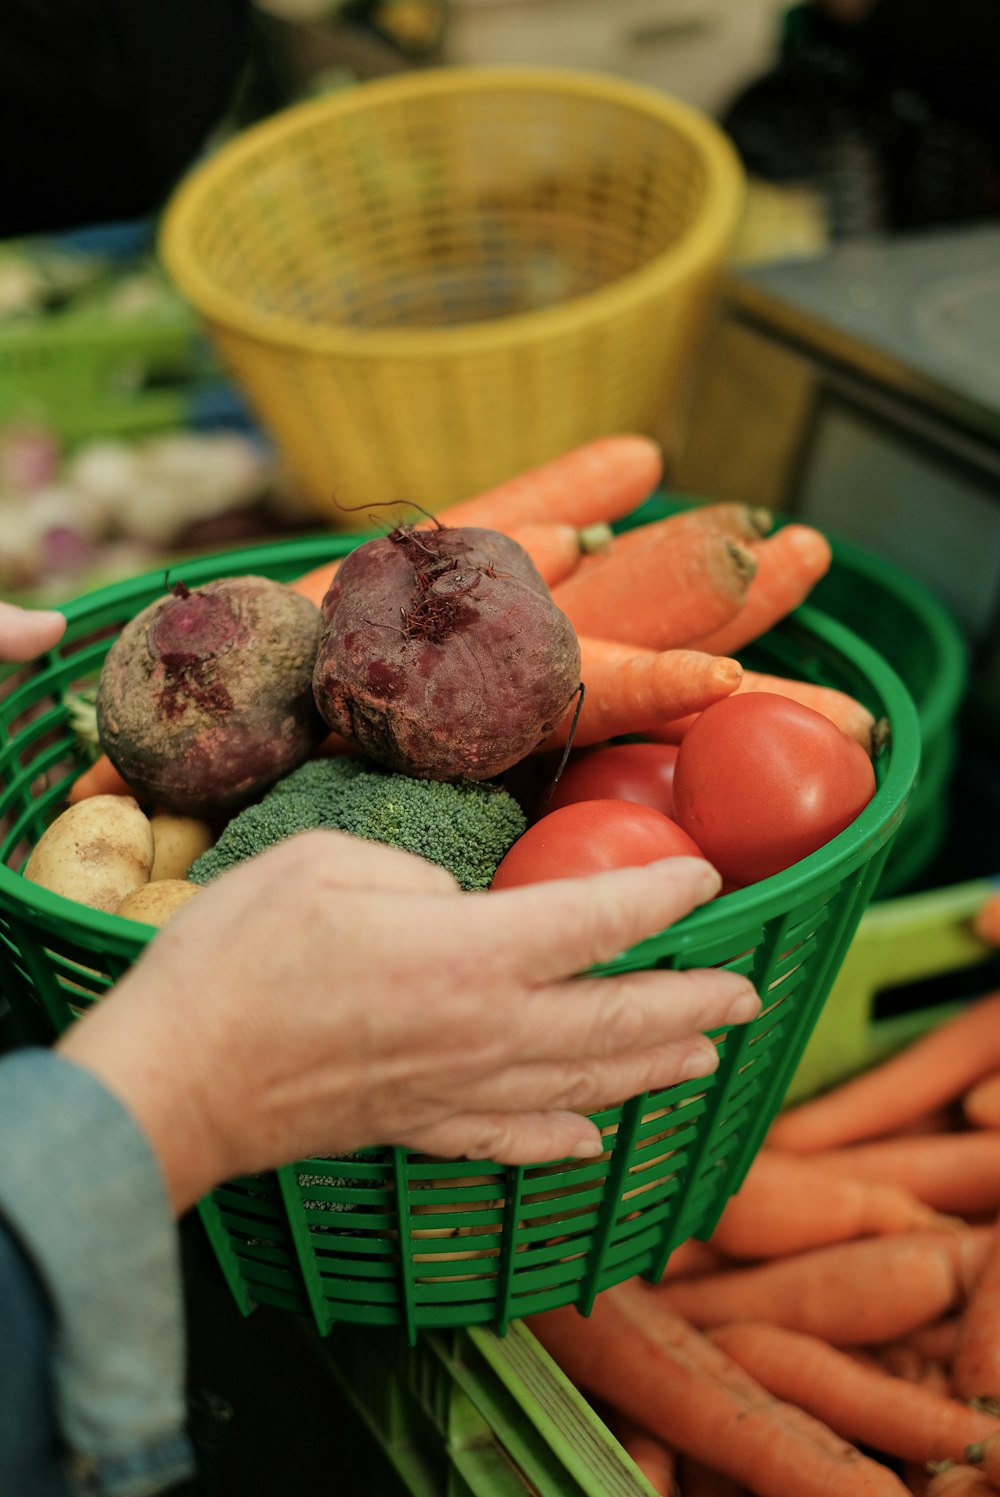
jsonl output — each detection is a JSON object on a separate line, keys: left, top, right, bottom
{"left": 816, "top": 530, "right": 969, "bottom": 745}
{"left": 0, "top": 534, "right": 921, "bottom": 965}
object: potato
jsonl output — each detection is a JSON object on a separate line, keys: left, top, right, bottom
{"left": 23, "top": 794, "right": 154, "bottom": 913}
{"left": 149, "top": 813, "right": 215, "bottom": 881}
{"left": 116, "top": 879, "right": 201, "bottom": 927}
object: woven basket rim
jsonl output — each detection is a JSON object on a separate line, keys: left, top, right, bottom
{"left": 158, "top": 64, "right": 746, "bottom": 360}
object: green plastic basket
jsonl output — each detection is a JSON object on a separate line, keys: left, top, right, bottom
{"left": 807, "top": 534, "right": 968, "bottom": 896}
{"left": 0, "top": 533, "right": 919, "bottom": 1340}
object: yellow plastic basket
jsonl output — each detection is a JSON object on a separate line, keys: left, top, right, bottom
{"left": 159, "top": 66, "right": 745, "bottom": 522}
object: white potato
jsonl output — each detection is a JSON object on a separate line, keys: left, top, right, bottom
{"left": 149, "top": 812, "right": 215, "bottom": 881}
{"left": 116, "top": 879, "right": 201, "bottom": 927}
{"left": 23, "top": 794, "right": 154, "bottom": 913}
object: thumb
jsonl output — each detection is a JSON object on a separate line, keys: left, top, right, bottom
{"left": 0, "top": 602, "right": 66, "bottom": 662}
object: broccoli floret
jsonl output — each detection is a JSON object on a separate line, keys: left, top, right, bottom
{"left": 188, "top": 792, "right": 335, "bottom": 885}
{"left": 189, "top": 754, "right": 526, "bottom": 891}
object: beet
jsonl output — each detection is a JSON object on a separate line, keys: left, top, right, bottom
{"left": 97, "top": 575, "right": 326, "bottom": 815}
{"left": 312, "top": 525, "right": 582, "bottom": 782}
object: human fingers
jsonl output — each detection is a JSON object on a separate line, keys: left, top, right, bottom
{"left": 469, "top": 857, "right": 724, "bottom": 986}
{"left": 281, "top": 828, "right": 460, "bottom": 895}
{"left": 400, "top": 1109, "right": 606, "bottom": 1165}
{"left": 499, "top": 966, "right": 759, "bottom": 1068}
{"left": 414, "top": 1031, "right": 723, "bottom": 1121}
{"left": 0, "top": 601, "right": 66, "bottom": 661}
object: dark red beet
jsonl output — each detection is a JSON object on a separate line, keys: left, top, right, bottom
{"left": 97, "top": 575, "right": 325, "bottom": 815}
{"left": 312, "top": 524, "right": 582, "bottom": 782}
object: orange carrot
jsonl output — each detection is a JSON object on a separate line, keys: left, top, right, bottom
{"left": 974, "top": 895, "right": 1000, "bottom": 949}
{"left": 768, "top": 993, "right": 1000, "bottom": 1154}
{"left": 924, "top": 1465, "right": 1000, "bottom": 1495}
{"left": 966, "top": 1431, "right": 1000, "bottom": 1482}
{"left": 67, "top": 753, "right": 135, "bottom": 804}
{"left": 551, "top": 530, "right": 757, "bottom": 651}
{"left": 659, "top": 1237, "right": 728, "bottom": 1281}
{"left": 654, "top": 1229, "right": 992, "bottom": 1346}
{"left": 885, "top": 1318, "right": 961, "bottom": 1368}
{"left": 707, "top": 1148, "right": 946, "bottom": 1260}
{"left": 952, "top": 1211, "right": 1000, "bottom": 1402}
{"left": 528, "top": 1280, "right": 909, "bottom": 1496}
{"left": 426, "top": 434, "right": 664, "bottom": 533}
{"left": 675, "top": 1455, "right": 750, "bottom": 1495}
{"left": 682, "top": 524, "right": 833, "bottom": 655}
{"left": 709, "top": 1321, "right": 1000, "bottom": 1466}
{"left": 610, "top": 500, "right": 773, "bottom": 555}
{"left": 813, "top": 1134, "right": 1000, "bottom": 1219}
{"left": 611, "top": 1413, "right": 679, "bottom": 1496}
{"left": 288, "top": 556, "right": 342, "bottom": 608}
{"left": 540, "top": 637, "right": 743, "bottom": 750}
{"left": 641, "top": 667, "right": 877, "bottom": 750}
{"left": 963, "top": 1074, "right": 1000, "bottom": 1131}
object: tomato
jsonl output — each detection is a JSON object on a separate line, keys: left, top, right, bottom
{"left": 490, "top": 799, "right": 705, "bottom": 890}
{"left": 672, "top": 692, "right": 877, "bottom": 888}
{"left": 544, "top": 742, "right": 679, "bottom": 818}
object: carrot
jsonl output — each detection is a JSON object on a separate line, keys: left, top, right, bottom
{"left": 551, "top": 530, "right": 757, "bottom": 651}
{"left": 610, "top": 1413, "right": 679, "bottom": 1496}
{"left": 813, "top": 1134, "right": 1000, "bottom": 1219}
{"left": 768, "top": 992, "right": 1000, "bottom": 1154}
{"left": 952, "top": 1210, "right": 1000, "bottom": 1402}
{"left": 541, "top": 638, "right": 743, "bottom": 750}
{"left": 886, "top": 1318, "right": 961, "bottom": 1368}
{"left": 675, "top": 1455, "right": 750, "bottom": 1495}
{"left": 527, "top": 1280, "right": 909, "bottom": 1496}
{"left": 654, "top": 1229, "right": 992, "bottom": 1346}
{"left": 924, "top": 1465, "right": 1000, "bottom": 1495}
{"left": 707, "top": 1148, "right": 947, "bottom": 1260}
{"left": 659, "top": 1237, "right": 728, "bottom": 1281}
{"left": 609, "top": 500, "right": 773, "bottom": 556}
{"left": 963, "top": 1074, "right": 1000, "bottom": 1131}
{"left": 67, "top": 753, "right": 135, "bottom": 804}
{"left": 682, "top": 524, "right": 833, "bottom": 655}
{"left": 641, "top": 668, "right": 877, "bottom": 750}
{"left": 974, "top": 895, "right": 1000, "bottom": 949}
{"left": 709, "top": 1321, "right": 1000, "bottom": 1466}
{"left": 966, "top": 1432, "right": 1000, "bottom": 1482}
{"left": 425, "top": 433, "right": 664, "bottom": 533}
{"left": 505, "top": 522, "right": 598, "bottom": 588}
{"left": 288, "top": 556, "right": 342, "bottom": 608}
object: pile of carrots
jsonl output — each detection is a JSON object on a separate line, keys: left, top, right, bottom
{"left": 527, "top": 953, "right": 1000, "bottom": 1497}
{"left": 68, "top": 432, "right": 872, "bottom": 805}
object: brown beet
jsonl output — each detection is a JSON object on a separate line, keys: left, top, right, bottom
{"left": 311, "top": 525, "right": 582, "bottom": 782}
{"left": 97, "top": 575, "right": 325, "bottom": 815}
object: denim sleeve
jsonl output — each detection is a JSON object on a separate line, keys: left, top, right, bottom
{"left": 0, "top": 1047, "right": 195, "bottom": 1497}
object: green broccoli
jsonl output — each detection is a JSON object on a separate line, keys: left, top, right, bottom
{"left": 188, "top": 753, "right": 527, "bottom": 891}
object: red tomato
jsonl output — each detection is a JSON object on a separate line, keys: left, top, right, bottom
{"left": 544, "top": 742, "right": 679, "bottom": 818}
{"left": 672, "top": 693, "right": 877, "bottom": 888}
{"left": 490, "top": 799, "right": 705, "bottom": 890}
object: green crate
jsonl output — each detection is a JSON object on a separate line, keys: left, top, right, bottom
{"left": 0, "top": 531, "right": 918, "bottom": 1340}
{"left": 309, "top": 1318, "right": 661, "bottom": 1497}
{"left": 807, "top": 534, "right": 968, "bottom": 896}
{"left": 0, "top": 304, "right": 216, "bottom": 442}
{"left": 785, "top": 875, "right": 1000, "bottom": 1104}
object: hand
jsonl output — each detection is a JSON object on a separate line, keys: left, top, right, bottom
{"left": 0, "top": 600, "right": 66, "bottom": 661}
{"left": 58, "top": 831, "right": 760, "bottom": 1213}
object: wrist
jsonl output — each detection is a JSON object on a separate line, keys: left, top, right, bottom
{"left": 56, "top": 991, "right": 228, "bottom": 1215}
